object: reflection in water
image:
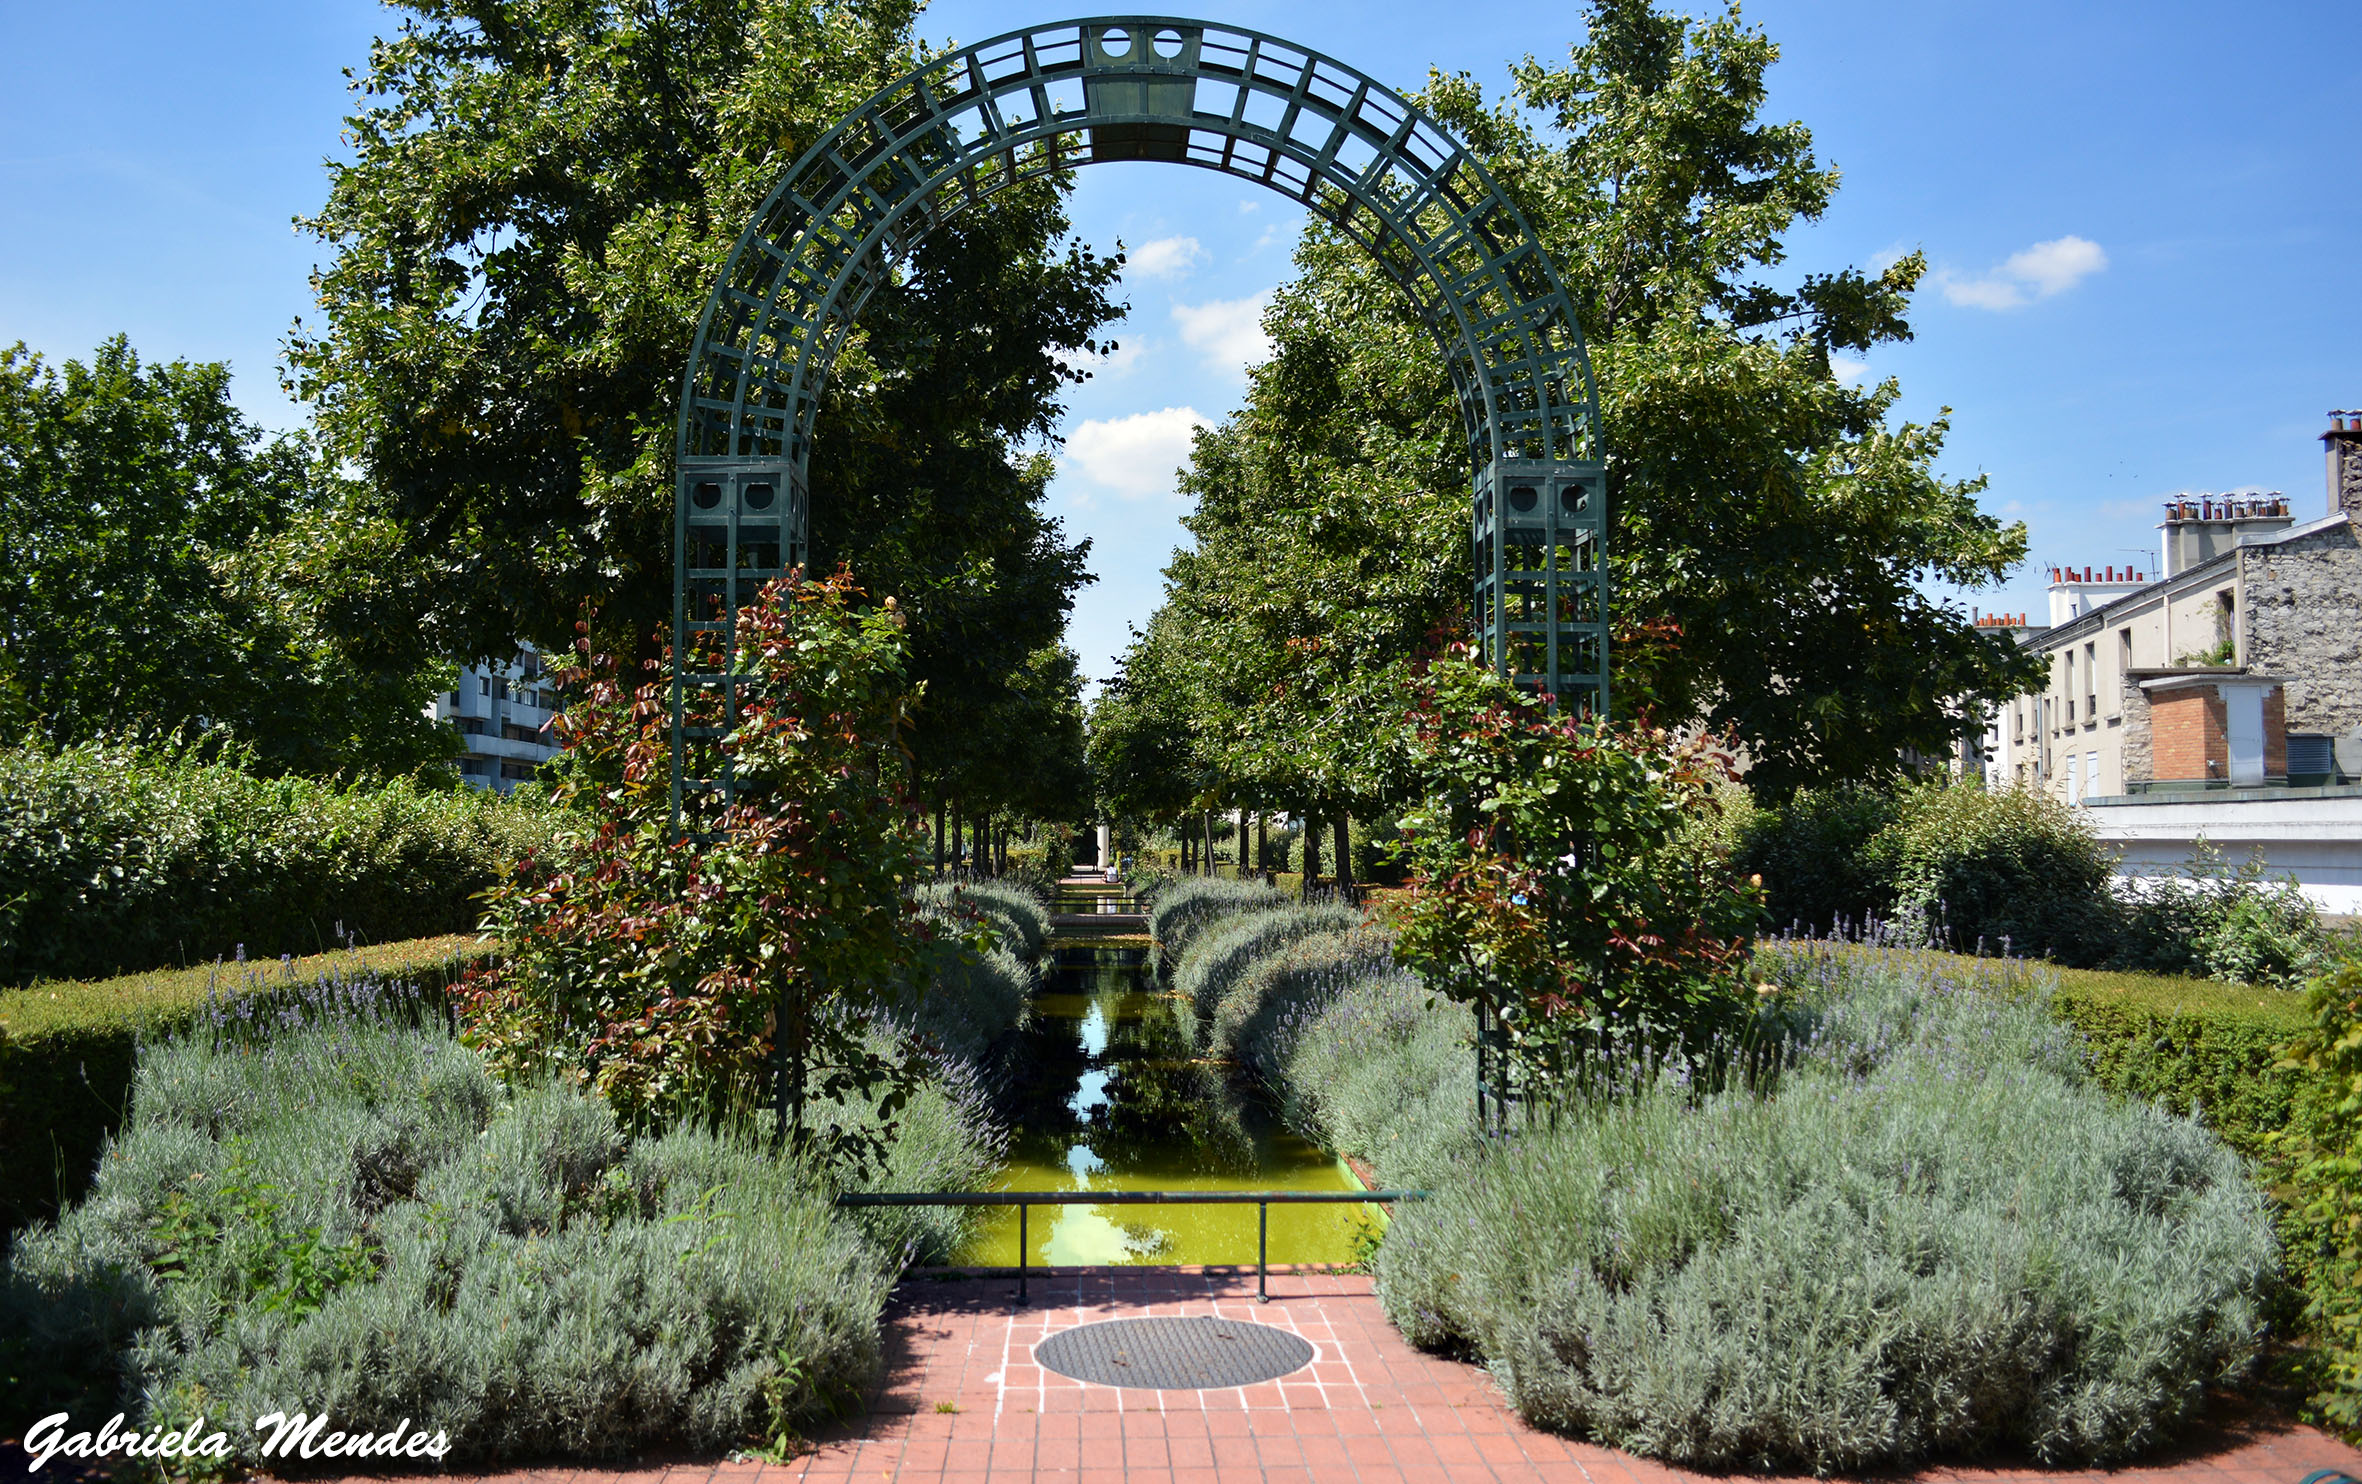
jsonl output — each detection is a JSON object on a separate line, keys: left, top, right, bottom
{"left": 958, "top": 947, "right": 1375, "bottom": 1268}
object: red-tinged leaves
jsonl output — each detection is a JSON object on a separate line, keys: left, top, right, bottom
{"left": 458, "top": 571, "right": 930, "bottom": 1167}
{"left": 1389, "top": 649, "right": 1763, "bottom": 1087}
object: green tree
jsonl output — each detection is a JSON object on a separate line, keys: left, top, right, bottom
{"left": 1087, "top": 605, "right": 1209, "bottom": 835}
{"left": 1149, "top": 0, "right": 2037, "bottom": 803}
{"left": 287, "top": 0, "right": 1123, "bottom": 809}
{"left": 0, "top": 337, "right": 452, "bottom": 775}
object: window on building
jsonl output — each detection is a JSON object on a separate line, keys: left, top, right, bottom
{"left": 2065, "top": 751, "right": 2081, "bottom": 804}
{"left": 2118, "top": 627, "right": 2133, "bottom": 678}
{"left": 2084, "top": 641, "right": 2097, "bottom": 720}
{"left": 2064, "top": 651, "right": 2075, "bottom": 723}
{"left": 479, "top": 676, "right": 490, "bottom": 697}
{"left": 2087, "top": 750, "right": 2101, "bottom": 798}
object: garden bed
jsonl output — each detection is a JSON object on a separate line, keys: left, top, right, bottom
{"left": 0, "top": 935, "right": 492, "bottom": 1241}
{"left": 1158, "top": 893, "right": 2287, "bottom": 1473}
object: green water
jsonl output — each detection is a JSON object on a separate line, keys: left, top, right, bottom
{"left": 956, "top": 943, "right": 1375, "bottom": 1268}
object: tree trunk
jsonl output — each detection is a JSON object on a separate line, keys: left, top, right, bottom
{"left": 950, "top": 798, "right": 962, "bottom": 872}
{"left": 1333, "top": 815, "right": 1353, "bottom": 890}
{"left": 1302, "top": 810, "right": 1321, "bottom": 884}
{"left": 933, "top": 800, "right": 945, "bottom": 873}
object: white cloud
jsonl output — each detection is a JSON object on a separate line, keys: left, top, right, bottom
{"left": 1829, "top": 353, "right": 1871, "bottom": 385}
{"left": 1062, "top": 407, "right": 1212, "bottom": 501}
{"left": 1127, "top": 235, "right": 1206, "bottom": 281}
{"left": 1172, "top": 291, "right": 1272, "bottom": 376}
{"left": 1937, "top": 235, "right": 2108, "bottom": 310}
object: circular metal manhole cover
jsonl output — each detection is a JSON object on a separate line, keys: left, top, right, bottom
{"left": 1035, "top": 1316, "right": 1315, "bottom": 1390}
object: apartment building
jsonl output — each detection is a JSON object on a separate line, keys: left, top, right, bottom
{"left": 429, "top": 648, "right": 562, "bottom": 793}
{"left": 1981, "top": 413, "right": 2362, "bottom": 908}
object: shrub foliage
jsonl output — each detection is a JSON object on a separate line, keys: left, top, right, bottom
{"left": 1740, "top": 779, "right": 2333, "bottom": 987}
{"left": 1168, "top": 883, "right": 2278, "bottom": 1472}
{"left": 2278, "top": 946, "right": 2362, "bottom": 1429}
{"left": 1387, "top": 650, "right": 1760, "bottom": 1087}
{"left": 459, "top": 574, "right": 932, "bottom": 1163}
{"left": 0, "top": 741, "right": 551, "bottom": 985}
{"left": 0, "top": 1003, "right": 998, "bottom": 1464}
{"left": 1375, "top": 964, "right": 2275, "bottom": 1470}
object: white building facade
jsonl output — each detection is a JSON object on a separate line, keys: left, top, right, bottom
{"left": 430, "top": 648, "right": 562, "bottom": 793}
{"left": 1976, "top": 413, "right": 2362, "bottom": 912}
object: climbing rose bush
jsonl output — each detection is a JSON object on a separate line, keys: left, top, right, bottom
{"left": 1386, "top": 646, "right": 1761, "bottom": 1090}
{"left": 458, "top": 571, "right": 934, "bottom": 1164}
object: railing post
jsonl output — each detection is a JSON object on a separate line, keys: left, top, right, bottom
{"left": 1257, "top": 1201, "right": 1268, "bottom": 1303}
{"left": 1018, "top": 1202, "right": 1029, "bottom": 1306}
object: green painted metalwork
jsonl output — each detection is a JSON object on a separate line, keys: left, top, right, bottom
{"left": 674, "top": 17, "right": 1606, "bottom": 817}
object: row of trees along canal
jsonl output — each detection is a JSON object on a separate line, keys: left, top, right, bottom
{"left": 1086, "top": 0, "right": 2043, "bottom": 863}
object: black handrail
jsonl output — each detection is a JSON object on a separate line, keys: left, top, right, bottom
{"left": 836, "top": 1188, "right": 1428, "bottom": 1303}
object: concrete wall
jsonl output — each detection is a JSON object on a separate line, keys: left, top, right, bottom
{"left": 2092, "top": 788, "right": 2362, "bottom": 913}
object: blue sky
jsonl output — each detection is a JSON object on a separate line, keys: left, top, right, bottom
{"left": 4, "top": 2, "right": 2355, "bottom": 687}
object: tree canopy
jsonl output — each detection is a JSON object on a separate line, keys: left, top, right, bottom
{"left": 1095, "top": 0, "right": 2038, "bottom": 818}
{"left": 0, "top": 336, "right": 452, "bottom": 775}
{"left": 288, "top": 0, "right": 1116, "bottom": 815}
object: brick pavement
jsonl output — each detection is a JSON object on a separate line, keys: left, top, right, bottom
{"left": 390, "top": 1267, "right": 2362, "bottom": 1484}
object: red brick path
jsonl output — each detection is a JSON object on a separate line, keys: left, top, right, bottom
{"left": 351, "top": 1269, "right": 2362, "bottom": 1484}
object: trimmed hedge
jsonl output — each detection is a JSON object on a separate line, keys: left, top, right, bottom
{"left": 917, "top": 879, "right": 1050, "bottom": 961}
{"left": 0, "top": 741, "right": 559, "bottom": 985}
{"left": 2277, "top": 950, "right": 2362, "bottom": 1428}
{"left": 902, "top": 881, "right": 1045, "bottom": 1066}
{"left": 0, "top": 936, "right": 490, "bottom": 1244}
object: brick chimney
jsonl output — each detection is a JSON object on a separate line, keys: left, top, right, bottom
{"left": 2327, "top": 410, "right": 2362, "bottom": 517}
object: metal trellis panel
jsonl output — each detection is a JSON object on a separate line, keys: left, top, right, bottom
{"left": 673, "top": 17, "right": 1608, "bottom": 819}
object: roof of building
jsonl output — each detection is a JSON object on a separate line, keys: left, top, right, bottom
{"left": 2017, "top": 509, "right": 2354, "bottom": 652}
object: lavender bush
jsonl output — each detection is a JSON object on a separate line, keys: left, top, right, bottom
{"left": 1145, "top": 875, "right": 1284, "bottom": 971}
{"left": 1371, "top": 955, "right": 2277, "bottom": 1472}
{"left": 1172, "top": 902, "right": 1363, "bottom": 1024}
{"left": 0, "top": 987, "right": 1002, "bottom": 1464}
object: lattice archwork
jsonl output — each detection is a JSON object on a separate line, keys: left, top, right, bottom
{"left": 675, "top": 17, "right": 1606, "bottom": 813}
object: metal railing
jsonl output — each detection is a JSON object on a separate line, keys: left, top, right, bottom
{"left": 836, "top": 1189, "right": 1427, "bottom": 1303}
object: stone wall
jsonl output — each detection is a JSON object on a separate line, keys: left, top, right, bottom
{"left": 2246, "top": 516, "right": 2362, "bottom": 737}
{"left": 2119, "top": 672, "right": 2153, "bottom": 782}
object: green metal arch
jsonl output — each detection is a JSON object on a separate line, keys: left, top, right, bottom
{"left": 674, "top": 17, "right": 1607, "bottom": 813}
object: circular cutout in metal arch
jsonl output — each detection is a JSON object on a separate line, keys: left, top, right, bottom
{"left": 1035, "top": 1316, "right": 1314, "bottom": 1390}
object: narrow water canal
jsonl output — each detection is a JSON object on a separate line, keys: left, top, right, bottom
{"left": 957, "top": 938, "right": 1375, "bottom": 1269}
